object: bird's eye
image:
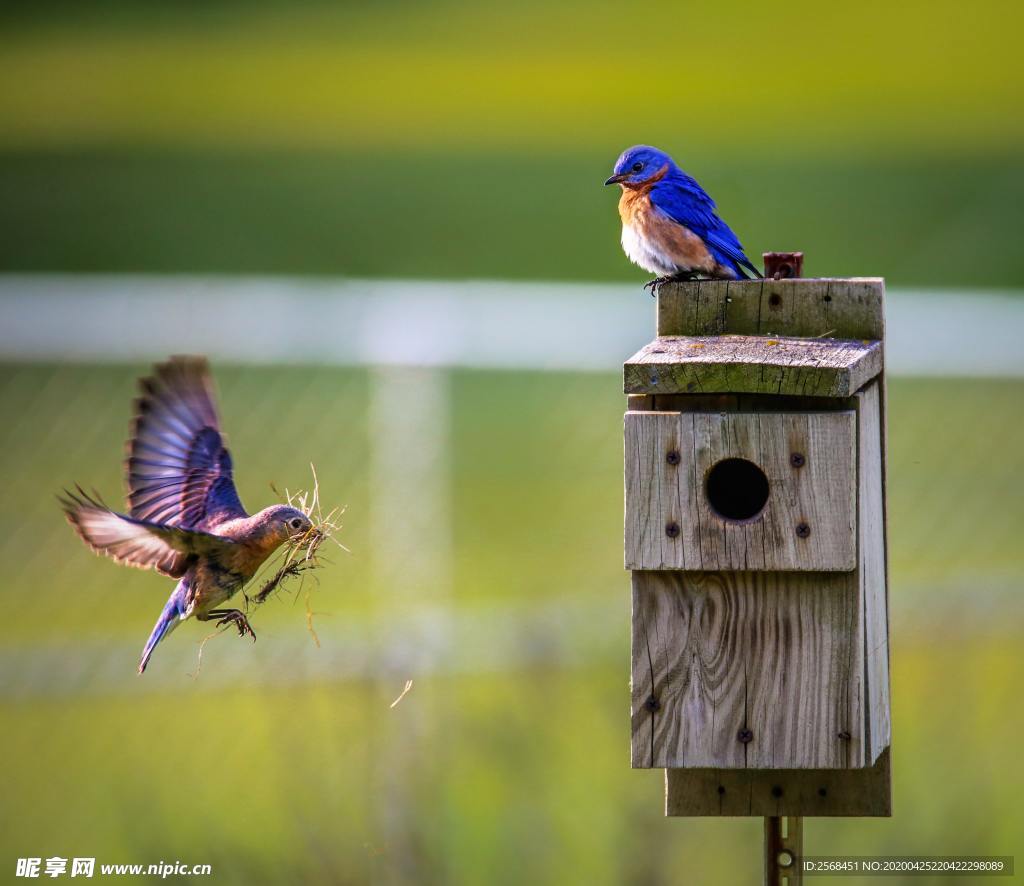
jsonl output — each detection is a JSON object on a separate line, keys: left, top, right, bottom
{"left": 632, "top": 161, "right": 644, "bottom": 172}
{"left": 289, "top": 518, "right": 304, "bottom": 530}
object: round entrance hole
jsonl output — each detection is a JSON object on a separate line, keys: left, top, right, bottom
{"left": 705, "top": 458, "right": 770, "bottom": 522}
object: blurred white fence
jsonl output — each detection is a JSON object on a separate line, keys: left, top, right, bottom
{"left": 0, "top": 274, "right": 1022, "bottom": 374}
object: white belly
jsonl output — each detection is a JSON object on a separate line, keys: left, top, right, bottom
{"left": 621, "top": 223, "right": 678, "bottom": 276}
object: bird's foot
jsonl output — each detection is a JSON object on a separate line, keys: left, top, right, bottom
{"left": 644, "top": 271, "right": 700, "bottom": 296}
{"left": 208, "top": 608, "right": 256, "bottom": 642}
{"left": 644, "top": 275, "right": 672, "bottom": 296}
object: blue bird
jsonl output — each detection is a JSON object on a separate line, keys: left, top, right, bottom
{"left": 61, "top": 358, "right": 316, "bottom": 674}
{"left": 605, "top": 145, "right": 761, "bottom": 289}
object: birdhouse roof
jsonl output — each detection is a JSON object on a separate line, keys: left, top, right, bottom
{"left": 624, "top": 334, "right": 882, "bottom": 398}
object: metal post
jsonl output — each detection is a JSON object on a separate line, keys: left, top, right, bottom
{"left": 764, "top": 816, "right": 803, "bottom": 885}
{"left": 763, "top": 251, "right": 804, "bottom": 280}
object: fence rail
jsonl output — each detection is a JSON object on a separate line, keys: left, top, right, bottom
{"left": 0, "top": 275, "right": 1022, "bottom": 375}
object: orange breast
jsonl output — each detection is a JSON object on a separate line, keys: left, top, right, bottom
{"left": 618, "top": 187, "right": 649, "bottom": 227}
{"left": 643, "top": 209, "right": 716, "bottom": 272}
{"left": 236, "top": 539, "right": 281, "bottom": 576}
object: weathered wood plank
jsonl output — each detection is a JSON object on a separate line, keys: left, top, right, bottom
{"left": 624, "top": 411, "right": 857, "bottom": 572}
{"left": 857, "top": 381, "right": 891, "bottom": 763}
{"left": 624, "top": 335, "right": 882, "bottom": 398}
{"left": 664, "top": 749, "right": 891, "bottom": 817}
{"left": 624, "top": 412, "right": 699, "bottom": 570}
{"left": 657, "top": 278, "right": 885, "bottom": 340}
{"left": 626, "top": 394, "right": 654, "bottom": 411}
{"left": 632, "top": 571, "right": 864, "bottom": 770}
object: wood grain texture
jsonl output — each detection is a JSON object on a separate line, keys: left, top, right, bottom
{"left": 631, "top": 571, "right": 864, "bottom": 770}
{"left": 624, "top": 335, "right": 882, "bottom": 398}
{"left": 657, "top": 278, "right": 885, "bottom": 340}
{"left": 624, "top": 410, "right": 857, "bottom": 571}
{"left": 664, "top": 749, "right": 892, "bottom": 817}
{"left": 857, "top": 381, "right": 891, "bottom": 764}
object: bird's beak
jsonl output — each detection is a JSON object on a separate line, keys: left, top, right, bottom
{"left": 604, "top": 173, "right": 628, "bottom": 186}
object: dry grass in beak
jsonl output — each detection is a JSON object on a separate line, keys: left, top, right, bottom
{"left": 251, "top": 464, "right": 346, "bottom": 608}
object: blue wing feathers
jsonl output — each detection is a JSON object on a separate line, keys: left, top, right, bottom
{"left": 650, "top": 173, "right": 760, "bottom": 278}
{"left": 127, "top": 357, "right": 247, "bottom": 531}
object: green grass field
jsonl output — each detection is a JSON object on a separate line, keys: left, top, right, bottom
{"left": 1, "top": 366, "right": 1022, "bottom": 883}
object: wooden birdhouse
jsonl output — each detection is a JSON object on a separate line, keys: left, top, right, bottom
{"left": 624, "top": 276, "right": 891, "bottom": 823}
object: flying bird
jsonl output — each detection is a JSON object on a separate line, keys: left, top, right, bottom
{"left": 61, "top": 357, "right": 315, "bottom": 674}
{"left": 605, "top": 145, "right": 761, "bottom": 289}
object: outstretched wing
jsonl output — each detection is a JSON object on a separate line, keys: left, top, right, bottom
{"left": 61, "top": 488, "right": 237, "bottom": 577}
{"left": 651, "top": 175, "right": 761, "bottom": 279}
{"left": 127, "top": 357, "right": 246, "bottom": 531}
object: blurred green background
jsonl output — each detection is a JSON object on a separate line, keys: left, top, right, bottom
{"left": 1, "top": 1, "right": 1023, "bottom": 884}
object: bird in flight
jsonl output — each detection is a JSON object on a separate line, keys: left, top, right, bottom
{"left": 61, "top": 357, "right": 315, "bottom": 674}
{"left": 605, "top": 145, "right": 761, "bottom": 290}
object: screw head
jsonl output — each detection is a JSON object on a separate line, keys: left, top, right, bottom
{"left": 666, "top": 450, "right": 681, "bottom": 466}
{"left": 796, "top": 522, "right": 811, "bottom": 538}
{"left": 737, "top": 728, "right": 753, "bottom": 744}
{"left": 644, "top": 695, "right": 661, "bottom": 713}
{"left": 790, "top": 452, "right": 806, "bottom": 468}
{"left": 665, "top": 521, "right": 681, "bottom": 539}
{"left": 837, "top": 730, "right": 852, "bottom": 740}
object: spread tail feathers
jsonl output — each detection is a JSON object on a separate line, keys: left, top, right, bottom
{"left": 139, "top": 582, "right": 188, "bottom": 674}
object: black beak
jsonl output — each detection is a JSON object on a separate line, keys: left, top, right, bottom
{"left": 604, "top": 173, "right": 628, "bottom": 186}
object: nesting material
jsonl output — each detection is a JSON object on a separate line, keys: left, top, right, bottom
{"left": 253, "top": 464, "right": 346, "bottom": 607}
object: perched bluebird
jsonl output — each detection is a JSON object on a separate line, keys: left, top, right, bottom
{"left": 605, "top": 145, "right": 761, "bottom": 289}
{"left": 61, "top": 357, "right": 315, "bottom": 674}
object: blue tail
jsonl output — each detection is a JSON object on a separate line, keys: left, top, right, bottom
{"left": 139, "top": 580, "right": 188, "bottom": 674}
{"left": 703, "top": 223, "right": 762, "bottom": 279}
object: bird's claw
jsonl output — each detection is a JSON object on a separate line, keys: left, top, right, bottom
{"left": 644, "top": 276, "right": 670, "bottom": 296}
{"left": 214, "top": 609, "right": 256, "bottom": 642}
{"left": 646, "top": 271, "right": 702, "bottom": 295}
